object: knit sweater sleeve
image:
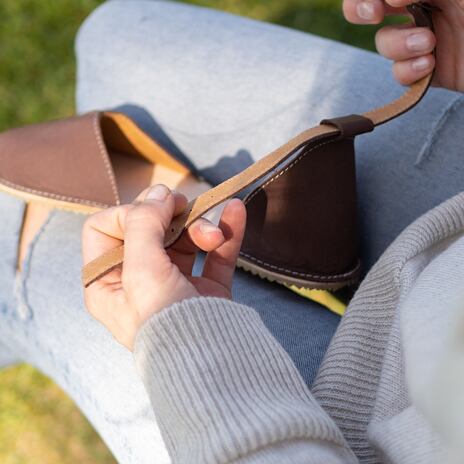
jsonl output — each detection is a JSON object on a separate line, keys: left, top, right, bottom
{"left": 133, "top": 297, "right": 356, "bottom": 464}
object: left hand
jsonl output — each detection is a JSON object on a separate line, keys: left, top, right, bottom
{"left": 82, "top": 184, "right": 246, "bottom": 350}
{"left": 343, "top": 0, "right": 464, "bottom": 91}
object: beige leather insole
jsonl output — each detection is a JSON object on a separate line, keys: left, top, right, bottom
{"left": 111, "top": 151, "right": 210, "bottom": 204}
{"left": 18, "top": 151, "right": 212, "bottom": 269}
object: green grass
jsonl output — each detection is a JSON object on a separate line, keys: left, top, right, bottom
{"left": 0, "top": 365, "right": 114, "bottom": 464}
{"left": 0, "top": 1, "right": 402, "bottom": 462}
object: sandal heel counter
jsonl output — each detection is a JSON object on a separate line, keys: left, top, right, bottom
{"left": 241, "top": 135, "right": 360, "bottom": 287}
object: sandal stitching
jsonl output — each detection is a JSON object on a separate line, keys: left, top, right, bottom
{"left": 0, "top": 177, "right": 109, "bottom": 209}
{"left": 0, "top": 113, "right": 120, "bottom": 209}
{"left": 92, "top": 113, "right": 120, "bottom": 205}
{"left": 239, "top": 251, "right": 360, "bottom": 280}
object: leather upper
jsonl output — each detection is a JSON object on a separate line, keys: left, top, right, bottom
{"left": 0, "top": 111, "right": 190, "bottom": 210}
{"left": 0, "top": 112, "right": 119, "bottom": 209}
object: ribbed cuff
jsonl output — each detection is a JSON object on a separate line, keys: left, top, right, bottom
{"left": 134, "top": 297, "right": 350, "bottom": 464}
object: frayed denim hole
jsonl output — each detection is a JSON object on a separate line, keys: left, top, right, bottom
{"left": 415, "top": 95, "right": 464, "bottom": 167}
{"left": 14, "top": 211, "right": 55, "bottom": 320}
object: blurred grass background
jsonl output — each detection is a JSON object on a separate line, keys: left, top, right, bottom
{"left": 0, "top": 0, "right": 397, "bottom": 462}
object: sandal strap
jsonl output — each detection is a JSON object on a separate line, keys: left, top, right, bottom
{"left": 82, "top": 2, "right": 437, "bottom": 287}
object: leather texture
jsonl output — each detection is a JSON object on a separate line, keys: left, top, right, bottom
{"left": 0, "top": 111, "right": 189, "bottom": 210}
{"left": 81, "top": 1, "right": 437, "bottom": 288}
{"left": 320, "top": 115, "right": 374, "bottom": 138}
{"left": 241, "top": 136, "right": 360, "bottom": 285}
{"left": 0, "top": 112, "right": 119, "bottom": 209}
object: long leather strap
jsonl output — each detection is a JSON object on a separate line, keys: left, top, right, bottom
{"left": 82, "top": 2, "right": 437, "bottom": 287}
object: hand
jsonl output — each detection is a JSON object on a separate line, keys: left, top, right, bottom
{"left": 82, "top": 184, "right": 247, "bottom": 350}
{"left": 343, "top": 0, "right": 464, "bottom": 92}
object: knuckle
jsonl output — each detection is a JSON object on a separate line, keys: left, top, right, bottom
{"left": 392, "top": 63, "right": 409, "bottom": 85}
{"left": 376, "top": 25, "right": 394, "bottom": 39}
{"left": 375, "top": 28, "right": 395, "bottom": 56}
{"left": 82, "top": 212, "right": 98, "bottom": 237}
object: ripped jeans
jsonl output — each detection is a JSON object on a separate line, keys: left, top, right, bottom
{"left": 2, "top": 1, "right": 464, "bottom": 463}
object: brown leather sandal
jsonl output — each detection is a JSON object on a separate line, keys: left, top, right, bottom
{"left": 0, "top": 111, "right": 203, "bottom": 213}
{"left": 81, "top": 2, "right": 438, "bottom": 289}
{"left": 1, "top": 110, "right": 212, "bottom": 273}
{"left": 0, "top": 3, "right": 438, "bottom": 292}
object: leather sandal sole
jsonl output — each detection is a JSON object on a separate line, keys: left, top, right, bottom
{"left": 0, "top": 182, "right": 101, "bottom": 214}
{"left": 236, "top": 255, "right": 361, "bottom": 291}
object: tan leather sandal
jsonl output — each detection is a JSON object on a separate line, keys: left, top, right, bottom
{"left": 0, "top": 2, "right": 438, "bottom": 292}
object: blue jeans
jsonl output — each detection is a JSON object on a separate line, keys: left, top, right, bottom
{"left": 2, "top": 1, "right": 463, "bottom": 462}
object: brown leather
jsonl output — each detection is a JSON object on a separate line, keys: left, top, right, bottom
{"left": 79, "top": 2, "right": 437, "bottom": 287}
{"left": 320, "top": 115, "right": 374, "bottom": 138}
{"left": 241, "top": 136, "right": 360, "bottom": 285}
{"left": 0, "top": 112, "right": 119, "bottom": 209}
{"left": 0, "top": 111, "right": 190, "bottom": 210}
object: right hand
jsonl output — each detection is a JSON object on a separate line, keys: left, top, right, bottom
{"left": 82, "top": 184, "right": 246, "bottom": 350}
{"left": 343, "top": 0, "right": 464, "bottom": 92}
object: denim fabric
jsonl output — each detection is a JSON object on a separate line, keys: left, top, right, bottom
{"left": 0, "top": 1, "right": 463, "bottom": 462}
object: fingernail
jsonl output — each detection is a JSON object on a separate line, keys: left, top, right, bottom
{"left": 357, "top": 1, "right": 375, "bottom": 21}
{"left": 412, "top": 56, "right": 431, "bottom": 72}
{"left": 406, "top": 33, "right": 431, "bottom": 52}
{"left": 146, "top": 184, "right": 170, "bottom": 201}
{"left": 200, "top": 222, "right": 219, "bottom": 235}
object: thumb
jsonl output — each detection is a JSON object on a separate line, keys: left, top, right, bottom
{"left": 122, "top": 184, "right": 176, "bottom": 289}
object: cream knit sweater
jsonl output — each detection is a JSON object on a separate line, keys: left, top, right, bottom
{"left": 134, "top": 192, "right": 464, "bottom": 463}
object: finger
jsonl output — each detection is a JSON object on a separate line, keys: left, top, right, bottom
{"left": 82, "top": 204, "right": 132, "bottom": 264}
{"left": 173, "top": 192, "right": 189, "bottom": 216}
{"left": 202, "top": 199, "right": 246, "bottom": 291}
{"left": 122, "top": 184, "right": 176, "bottom": 289}
{"left": 392, "top": 53, "right": 435, "bottom": 85}
{"left": 169, "top": 218, "right": 225, "bottom": 263}
{"left": 178, "top": 218, "right": 226, "bottom": 254}
{"left": 167, "top": 218, "right": 225, "bottom": 275}
{"left": 343, "top": 0, "right": 406, "bottom": 25}
{"left": 82, "top": 189, "right": 188, "bottom": 266}
{"left": 84, "top": 277, "right": 124, "bottom": 323}
{"left": 82, "top": 207, "right": 128, "bottom": 318}
{"left": 376, "top": 25, "right": 436, "bottom": 61}
{"left": 134, "top": 187, "right": 188, "bottom": 216}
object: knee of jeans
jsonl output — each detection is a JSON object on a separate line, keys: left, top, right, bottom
{"left": 76, "top": 1, "right": 152, "bottom": 111}
{"left": 75, "top": 0, "right": 166, "bottom": 77}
